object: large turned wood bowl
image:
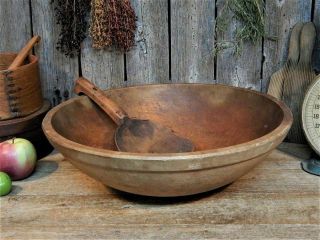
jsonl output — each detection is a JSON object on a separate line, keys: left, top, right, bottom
{"left": 42, "top": 84, "right": 292, "bottom": 197}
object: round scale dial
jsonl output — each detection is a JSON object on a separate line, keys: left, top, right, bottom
{"left": 302, "top": 76, "right": 320, "bottom": 156}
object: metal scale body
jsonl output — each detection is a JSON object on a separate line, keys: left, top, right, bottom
{"left": 301, "top": 76, "right": 320, "bottom": 176}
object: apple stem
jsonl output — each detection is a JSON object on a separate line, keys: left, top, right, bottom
{"left": 12, "top": 137, "right": 15, "bottom": 144}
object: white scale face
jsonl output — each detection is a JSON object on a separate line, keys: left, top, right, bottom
{"left": 302, "top": 77, "right": 320, "bottom": 156}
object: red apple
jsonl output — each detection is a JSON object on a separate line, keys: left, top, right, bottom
{"left": 0, "top": 138, "right": 37, "bottom": 180}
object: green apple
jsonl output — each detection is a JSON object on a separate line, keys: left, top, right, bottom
{"left": 0, "top": 172, "right": 12, "bottom": 196}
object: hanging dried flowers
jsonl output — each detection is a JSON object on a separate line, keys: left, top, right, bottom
{"left": 51, "top": 0, "right": 91, "bottom": 57}
{"left": 52, "top": 0, "right": 137, "bottom": 57}
{"left": 89, "top": 0, "right": 111, "bottom": 49}
{"left": 214, "top": 0, "right": 268, "bottom": 56}
{"left": 89, "top": 0, "right": 137, "bottom": 51}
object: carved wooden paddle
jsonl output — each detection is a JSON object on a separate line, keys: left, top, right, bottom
{"left": 74, "top": 77, "right": 194, "bottom": 153}
{"left": 267, "top": 22, "right": 317, "bottom": 143}
{"left": 282, "top": 22, "right": 317, "bottom": 143}
{"left": 267, "top": 22, "right": 303, "bottom": 99}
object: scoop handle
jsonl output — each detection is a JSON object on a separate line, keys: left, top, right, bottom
{"left": 74, "top": 77, "right": 128, "bottom": 125}
{"left": 8, "top": 35, "right": 41, "bottom": 70}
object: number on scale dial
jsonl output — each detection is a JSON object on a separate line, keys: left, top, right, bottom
{"left": 302, "top": 77, "right": 320, "bottom": 156}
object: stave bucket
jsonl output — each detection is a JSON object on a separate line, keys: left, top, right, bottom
{"left": 0, "top": 53, "right": 43, "bottom": 120}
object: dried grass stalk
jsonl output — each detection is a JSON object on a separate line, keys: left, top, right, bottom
{"left": 215, "top": 0, "right": 266, "bottom": 56}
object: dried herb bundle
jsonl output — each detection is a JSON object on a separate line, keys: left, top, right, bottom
{"left": 89, "top": 0, "right": 136, "bottom": 51}
{"left": 51, "top": 0, "right": 91, "bottom": 57}
{"left": 214, "top": 0, "right": 265, "bottom": 56}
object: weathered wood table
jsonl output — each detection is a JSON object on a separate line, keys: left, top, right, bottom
{"left": 1, "top": 149, "right": 319, "bottom": 239}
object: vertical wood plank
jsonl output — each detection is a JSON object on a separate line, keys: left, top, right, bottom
{"left": 126, "top": 0, "right": 169, "bottom": 85}
{"left": 263, "top": 0, "right": 312, "bottom": 92}
{"left": 81, "top": 40, "right": 125, "bottom": 90}
{"left": 313, "top": 0, "right": 320, "bottom": 73}
{"left": 216, "top": 0, "right": 262, "bottom": 91}
{"left": 31, "top": 0, "right": 79, "bottom": 106}
{"left": 0, "top": 0, "right": 31, "bottom": 52}
{"left": 171, "top": 0, "right": 215, "bottom": 83}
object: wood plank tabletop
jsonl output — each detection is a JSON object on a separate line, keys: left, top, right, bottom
{"left": 1, "top": 149, "right": 319, "bottom": 240}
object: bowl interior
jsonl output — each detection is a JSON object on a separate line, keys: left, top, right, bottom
{"left": 51, "top": 84, "right": 284, "bottom": 152}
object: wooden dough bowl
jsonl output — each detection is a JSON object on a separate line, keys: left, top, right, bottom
{"left": 42, "top": 84, "right": 292, "bottom": 197}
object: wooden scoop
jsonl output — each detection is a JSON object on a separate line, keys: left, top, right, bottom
{"left": 8, "top": 35, "right": 41, "bottom": 70}
{"left": 74, "top": 77, "right": 194, "bottom": 153}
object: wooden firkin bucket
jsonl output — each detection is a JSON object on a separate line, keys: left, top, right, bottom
{"left": 0, "top": 53, "right": 43, "bottom": 120}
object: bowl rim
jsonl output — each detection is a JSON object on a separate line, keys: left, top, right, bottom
{"left": 0, "top": 52, "right": 38, "bottom": 73}
{"left": 42, "top": 83, "right": 293, "bottom": 161}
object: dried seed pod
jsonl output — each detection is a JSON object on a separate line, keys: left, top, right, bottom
{"left": 89, "top": 0, "right": 112, "bottom": 49}
{"left": 90, "top": 0, "right": 137, "bottom": 51}
{"left": 51, "top": 0, "right": 91, "bottom": 57}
